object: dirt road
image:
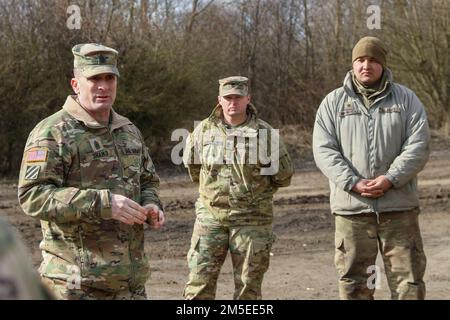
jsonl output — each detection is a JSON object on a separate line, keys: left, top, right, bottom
{"left": 1, "top": 143, "right": 449, "bottom": 300}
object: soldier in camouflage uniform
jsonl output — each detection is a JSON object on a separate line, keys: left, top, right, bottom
{"left": 182, "top": 76, "right": 293, "bottom": 300}
{"left": 313, "top": 37, "right": 429, "bottom": 299}
{"left": 17, "top": 44, "right": 164, "bottom": 300}
{"left": 0, "top": 218, "right": 52, "bottom": 299}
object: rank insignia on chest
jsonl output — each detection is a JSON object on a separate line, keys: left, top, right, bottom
{"left": 26, "top": 148, "right": 48, "bottom": 163}
{"left": 339, "top": 101, "right": 361, "bottom": 117}
{"left": 89, "top": 138, "right": 104, "bottom": 152}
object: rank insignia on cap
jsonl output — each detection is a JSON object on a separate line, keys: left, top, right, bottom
{"left": 24, "top": 165, "right": 40, "bottom": 180}
{"left": 26, "top": 148, "right": 48, "bottom": 163}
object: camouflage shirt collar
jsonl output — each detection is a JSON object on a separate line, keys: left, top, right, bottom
{"left": 63, "top": 95, "right": 131, "bottom": 130}
{"left": 209, "top": 103, "right": 259, "bottom": 129}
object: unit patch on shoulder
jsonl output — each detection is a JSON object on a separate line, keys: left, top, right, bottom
{"left": 26, "top": 148, "right": 48, "bottom": 163}
{"left": 24, "top": 165, "right": 40, "bottom": 180}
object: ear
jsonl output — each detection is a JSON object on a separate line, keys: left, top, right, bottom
{"left": 246, "top": 95, "right": 251, "bottom": 104}
{"left": 70, "top": 78, "right": 79, "bottom": 94}
{"left": 217, "top": 96, "right": 221, "bottom": 104}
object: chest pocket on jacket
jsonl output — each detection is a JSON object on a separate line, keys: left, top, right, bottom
{"left": 79, "top": 150, "right": 118, "bottom": 188}
{"left": 379, "top": 106, "right": 401, "bottom": 113}
{"left": 202, "top": 138, "right": 224, "bottom": 166}
{"left": 378, "top": 105, "right": 402, "bottom": 128}
{"left": 339, "top": 109, "right": 361, "bottom": 117}
{"left": 111, "top": 130, "right": 143, "bottom": 179}
{"left": 120, "top": 151, "right": 141, "bottom": 179}
{"left": 119, "top": 142, "right": 142, "bottom": 179}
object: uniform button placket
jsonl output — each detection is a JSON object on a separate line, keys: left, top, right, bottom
{"left": 368, "top": 114, "right": 375, "bottom": 177}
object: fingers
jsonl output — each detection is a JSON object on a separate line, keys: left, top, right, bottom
{"left": 116, "top": 213, "right": 136, "bottom": 225}
{"left": 150, "top": 210, "right": 162, "bottom": 229}
{"left": 153, "top": 210, "right": 165, "bottom": 229}
{"left": 125, "top": 206, "right": 148, "bottom": 224}
{"left": 366, "top": 176, "right": 392, "bottom": 192}
{"left": 146, "top": 208, "right": 159, "bottom": 219}
{"left": 109, "top": 196, "right": 164, "bottom": 229}
{"left": 364, "top": 184, "right": 381, "bottom": 192}
{"left": 353, "top": 179, "right": 372, "bottom": 193}
{"left": 363, "top": 178, "right": 385, "bottom": 192}
{"left": 127, "top": 199, "right": 148, "bottom": 216}
{"left": 366, "top": 180, "right": 377, "bottom": 187}
{"left": 145, "top": 203, "right": 159, "bottom": 212}
{"left": 354, "top": 177, "right": 390, "bottom": 197}
{"left": 361, "top": 191, "right": 384, "bottom": 198}
{"left": 128, "top": 199, "right": 148, "bottom": 219}
{"left": 115, "top": 210, "right": 145, "bottom": 225}
{"left": 147, "top": 209, "right": 165, "bottom": 229}
{"left": 144, "top": 204, "right": 160, "bottom": 219}
{"left": 111, "top": 194, "right": 148, "bottom": 225}
{"left": 365, "top": 182, "right": 390, "bottom": 193}
{"left": 365, "top": 177, "right": 383, "bottom": 188}
{"left": 118, "top": 200, "right": 147, "bottom": 224}
{"left": 158, "top": 211, "right": 165, "bottom": 225}
{"left": 144, "top": 204, "right": 160, "bottom": 217}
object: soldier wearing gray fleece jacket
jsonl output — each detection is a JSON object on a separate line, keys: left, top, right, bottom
{"left": 313, "top": 36, "right": 429, "bottom": 300}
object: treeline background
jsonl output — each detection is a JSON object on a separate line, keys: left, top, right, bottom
{"left": 0, "top": 0, "right": 448, "bottom": 174}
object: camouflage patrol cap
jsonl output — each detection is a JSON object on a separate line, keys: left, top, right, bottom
{"left": 72, "top": 43, "right": 120, "bottom": 78}
{"left": 219, "top": 76, "right": 249, "bottom": 97}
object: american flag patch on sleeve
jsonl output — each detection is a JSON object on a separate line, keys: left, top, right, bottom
{"left": 26, "top": 148, "right": 48, "bottom": 163}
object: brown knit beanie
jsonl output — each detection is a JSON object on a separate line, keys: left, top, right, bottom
{"left": 352, "top": 36, "right": 387, "bottom": 67}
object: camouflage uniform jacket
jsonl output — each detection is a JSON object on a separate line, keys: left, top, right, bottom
{"left": 18, "top": 95, "right": 162, "bottom": 292}
{"left": 183, "top": 104, "right": 293, "bottom": 226}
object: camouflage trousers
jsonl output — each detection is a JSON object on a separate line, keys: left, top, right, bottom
{"left": 183, "top": 213, "right": 275, "bottom": 300}
{"left": 40, "top": 277, "right": 147, "bottom": 300}
{"left": 334, "top": 209, "right": 426, "bottom": 300}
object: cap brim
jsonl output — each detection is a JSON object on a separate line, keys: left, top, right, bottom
{"left": 81, "top": 66, "right": 120, "bottom": 78}
{"left": 220, "top": 89, "right": 248, "bottom": 97}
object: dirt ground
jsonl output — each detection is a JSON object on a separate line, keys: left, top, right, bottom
{"left": 1, "top": 134, "right": 449, "bottom": 300}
